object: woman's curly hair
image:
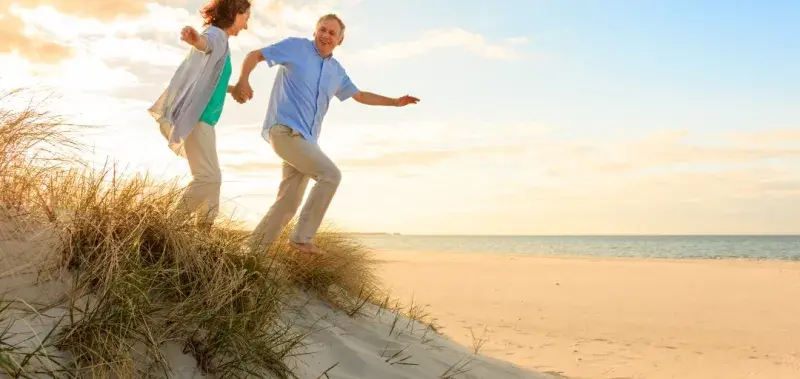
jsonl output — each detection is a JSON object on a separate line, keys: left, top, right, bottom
{"left": 200, "top": 0, "right": 251, "bottom": 30}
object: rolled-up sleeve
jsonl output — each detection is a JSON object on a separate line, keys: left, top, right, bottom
{"left": 261, "top": 37, "right": 299, "bottom": 67}
{"left": 201, "top": 26, "right": 225, "bottom": 54}
{"left": 335, "top": 74, "right": 359, "bottom": 101}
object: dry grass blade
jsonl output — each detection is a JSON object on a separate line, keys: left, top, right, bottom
{"left": 380, "top": 343, "right": 417, "bottom": 366}
{"left": 375, "top": 291, "right": 392, "bottom": 317}
{"left": 403, "top": 295, "right": 436, "bottom": 335}
{"left": 439, "top": 355, "right": 474, "bottom": 379}
{"left": 0, "top": 299, "right": 71, "bottom": 378}
{"left": 469, "top": 326, "right": 489, "bottom": 355}
{"left": 388, "top": 308, "right": 401, "bottom": 337}
{"left": 344, "top": 283, "right": 378, "bottom": 318}
{"left": 265, "top": 223, "right": 381, "bottom": 313}
{"left": 315, "top": 361, "right": 339, "bottom": 379}
{"left": 0, "top": 88, "right": 85, "bottom": 219}
{"left": 420, "top": 326, "right": 437, "bottom": 346}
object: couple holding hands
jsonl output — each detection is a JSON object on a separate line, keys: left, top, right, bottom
{"left": 150, "top": 0, "right": 419, "bottom": 255}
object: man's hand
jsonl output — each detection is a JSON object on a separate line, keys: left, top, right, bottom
{"left": 232, "top": 80, "right": 253, "bottom": 103}
{"left": 227, "top": 85, "right": 246, "bottom": 104}
{"left": 394, "top": 95, "right": 420, "bottom": 107}
{"left": 353, "top": 91, "right": 420, "bottom": 107}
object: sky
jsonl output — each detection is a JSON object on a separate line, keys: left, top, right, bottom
{"left": 1, "top": 0, "right": 798, "bottom": 235}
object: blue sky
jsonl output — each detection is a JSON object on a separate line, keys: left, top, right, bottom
{"left": 2, "top": 0, "right": 799, "bottom": 234}
{"left": 307, "top": 0, "right": 800, "bottom": 148}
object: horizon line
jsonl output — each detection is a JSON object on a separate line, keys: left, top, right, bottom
{"left": 344, "top": 232, "right": 800, "bottom": 237}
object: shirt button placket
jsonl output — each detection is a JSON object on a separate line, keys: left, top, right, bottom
{"left": 315, "top": 60, "right": 328, "bottom": 138}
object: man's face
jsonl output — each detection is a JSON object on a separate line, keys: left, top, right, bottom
{"left": 313, "top": 18, "right": 342, "bottom": 57}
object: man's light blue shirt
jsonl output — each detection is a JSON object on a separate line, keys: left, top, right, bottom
{"left": 260, "top": 37, "right": 359, "bottom": 143}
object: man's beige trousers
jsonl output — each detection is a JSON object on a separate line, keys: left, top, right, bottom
{"left": 178, "top": 122, "right": 221, "bottom": 226}
{"left": 252, "top": 124, "right": 341, "bottom": 248}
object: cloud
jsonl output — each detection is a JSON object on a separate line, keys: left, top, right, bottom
{"left": 505, "top": 37, "right": 529, "bottom": 45}
{"left": 534, "top": 128, "right": 800, "bottom": 178}
{"left": 347, "top": 28, "right": 528, "bottom": 63}
{"left": 760, "top": 179, "right": 800, "bottom": 197}
{"left": 15, "top": 0, "right": 149, "bottom": 20}
{"left": 0, "top": 8, "right": 72, "bottom": 62}
{"left": 10, "top": 3, "right": 192, "bottom": 64}
{"left": 464, "top": 163, "right": 800, "bottom": 235}
{"left": 235, "top": 0, "right": 352, "bottom": 43}
{"left": 721, "top": 128, "right": 800, "bottom": 147}
{"left": 619, "top": 131, "right": 800, "bottom": 169}
{"left": 224, "top": 145, "right": 520, "bottom": 174}
{"left": 0, "top": 0, "right": 158, "bottom": 63}
{"left": 226, "top": 161, "right": 285, "bottom": 173}
{"left": 339, "top": 146, "right": 518, "bottom": 167}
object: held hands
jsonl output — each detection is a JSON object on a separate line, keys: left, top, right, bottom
{"left": 394, "top": 95, "right": 420, "bottom": 107}
{"left": 230, "top": 80, "right": 254, "bottom": 104}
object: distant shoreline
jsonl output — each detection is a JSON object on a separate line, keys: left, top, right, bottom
{"left": 352, "top": 233, "right": 800, "bottom": 237}
{"left": 351, "top": 234, "right": 800, "bottom": 261}
{"left": 343, "top": 232, "right": 402, "bottom": 236}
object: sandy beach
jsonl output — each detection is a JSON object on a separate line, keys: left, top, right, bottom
{"left": 0, "top": 214, "right": 556, "bottom": 379}
{"left": 376, "top": 250, "right": 800, "bottom": 379}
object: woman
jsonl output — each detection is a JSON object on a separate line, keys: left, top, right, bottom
{"left": 149, "top": 0, "right": 251, "bottom": 229}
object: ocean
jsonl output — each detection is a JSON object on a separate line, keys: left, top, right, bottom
{"left": 354, "top": 234, "right": 800, "bottom": 261}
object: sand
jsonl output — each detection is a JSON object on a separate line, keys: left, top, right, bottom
{"left": 6, "top": 209, "right": 798, "bottom": 379}
{"left": 279, "top": 293, "right": 557, "bottom": 379}
{"left": 0, "top": 215, "right": 553, "bottom": 379}
{"left": 375, "top": 250, "right": 800, "bottom": 379}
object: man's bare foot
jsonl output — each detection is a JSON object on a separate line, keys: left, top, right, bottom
{"left": 289, "top": 241, "right": 325, "bottom": 255}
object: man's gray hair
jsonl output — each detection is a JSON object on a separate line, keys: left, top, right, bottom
{"left": 317, "top": 13, "right": 346, "bottom": 37}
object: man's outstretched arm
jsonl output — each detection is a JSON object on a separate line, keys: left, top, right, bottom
{"left": 352, "top": 91, "right": 420, "bottom": 107}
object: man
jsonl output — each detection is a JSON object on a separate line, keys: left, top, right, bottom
{"left": 233, "top": 14, "right": 419, "bottom": 255}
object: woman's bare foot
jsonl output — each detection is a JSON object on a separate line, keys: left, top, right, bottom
{"left": 289, "top": 241, "right": 325, "bottom": 255}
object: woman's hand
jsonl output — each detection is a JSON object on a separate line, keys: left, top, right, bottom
{"left": 180, "top": 26, "right": 208, "bottom": 52}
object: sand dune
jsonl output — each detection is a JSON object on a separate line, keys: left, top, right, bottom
{"left": 280, "top": 294, "right": 556, "bottom": 379}
{"left": 377, "top": 250, "right": 800, "bottom": 379}
{"left": 0, "top": 293, "right": 555, "bottom": 379}
{"left": 0, "top": 216, "right": 553, "bottom": 379}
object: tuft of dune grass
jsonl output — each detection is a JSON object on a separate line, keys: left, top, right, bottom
{"left": 265, "top": 222, "right": 382, "bottom": 315}
{"left": 1, "top": 88, "right": 311, "bottom": 378}
{"left": 0, "top": 88, "right": 84, "bottom": 219}
{"left": 45, "top": 167, "right": 307, "bottom": 378}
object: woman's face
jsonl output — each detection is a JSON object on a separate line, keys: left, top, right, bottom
{"left": 230, "top": 8, "right": 251, "bottom": 36}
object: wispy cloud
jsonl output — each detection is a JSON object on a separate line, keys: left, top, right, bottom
{"left": 0, "top": 4, "right": 71, "bottom": 63}
{"left": 13, "top": 0, "right": 149, "bottom": 19}
{"left": 0, "top": 0, "right": 160, "bottom": 62}
{"left": 721, "top": 127, "right": 800, "bottom": 147}
{"left": 529, "top": 128, "right": 800, "bottom": 178}
{"left": 338, "top": 145, "right": 518, "bottom": 167}
{"left": 237, "top": 0, "right": 356, "bottom": 45}
{"left": 11, "top": 3, "right": 192, "bottom": 66}
{"left": 224, "top": 145, "right": 520, "bottom": 174}
{"left": 347, "top": 28, "right": 529, "bottom": 63}
{"left": 226, "top": 161, "right": 285, "bottom": 173}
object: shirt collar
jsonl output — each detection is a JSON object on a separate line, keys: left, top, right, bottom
{"left": 310, "top": 39, "right": 333, "bottom": 60}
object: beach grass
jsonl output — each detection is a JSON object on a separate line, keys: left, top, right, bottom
{"left": 0, "top": 88, "right": 385, "bottom": 378}
{"left": 0, "top": 87, "right": 456, "bottom": 378}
